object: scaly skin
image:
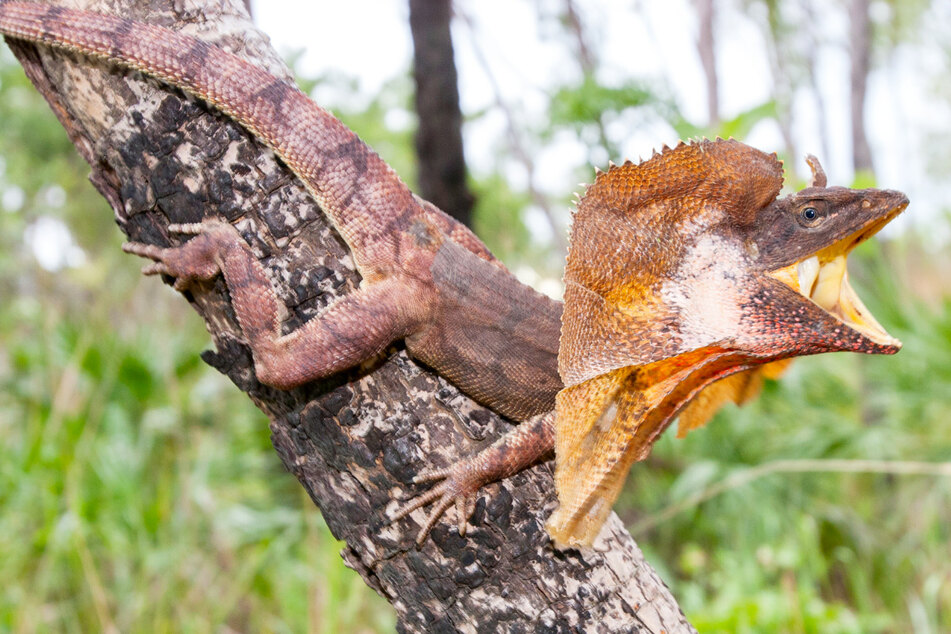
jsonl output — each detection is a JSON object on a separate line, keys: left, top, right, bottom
{"left": 546, "top": 140, "right": 906, "bottom": 546}
{"left": 404, "top": 141, "right": 907, "bottom": 548}
{"left": 0, "top": 0, "right": 562, "bottom": 423}
{"left": 0, "top": 3, "right": 909, "bottom": 549}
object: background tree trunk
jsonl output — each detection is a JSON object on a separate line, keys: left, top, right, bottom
{"left": 409, "top": 0, "right": 475, "bottom": 226}
{"left": 849, "top": 0, "right": 875, "bottom": 176}
{"left": 694, "top": 0, "right": 719, "bottom": 126}
{"left": 5, "top": 0, "right": 694, "bottom": 630}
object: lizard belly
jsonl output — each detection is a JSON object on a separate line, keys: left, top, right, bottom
{"left": 406, "top": 240, "right": 562, "bottom": 421}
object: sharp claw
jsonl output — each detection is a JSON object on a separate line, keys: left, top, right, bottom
{"left": 464, "top": 495, "right": 477, "bottom": 526}
{"left": 455, "top": 497, "right": 467, "bottom": 536}
{"left": 416, "top": 496, "right": 454, "bottom": 546}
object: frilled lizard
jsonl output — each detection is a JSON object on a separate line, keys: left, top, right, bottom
{"left": 0, "top": 2, "right": 908, "bottom": 549}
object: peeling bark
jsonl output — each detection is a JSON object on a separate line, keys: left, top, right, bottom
{"left": 5, "top": 0, "right": 695, "bottom": 631}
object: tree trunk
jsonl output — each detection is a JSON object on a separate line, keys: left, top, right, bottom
{"left": 694, "top": 0, "right": 719, "bottom": 126}
{"left": 849, "top": 0, "right": 874, "bottom": 175}
{"left": 761, "top": 0, "right": 798, "bottom": 165}
{"left": 409, "top": 0, "right": 475, "bottom": 226}
{"left": 5, "top": 0, "right": 694, "bottom": 631}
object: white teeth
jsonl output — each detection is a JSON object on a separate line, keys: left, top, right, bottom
{"left": 786, "top": 252, "right": 900, "bottom": 348}
{"left": 796, "top": 256, "right": 820, "bottom": 297}
{"left": 811, "top": 255, "right": 847, "bottom": 311}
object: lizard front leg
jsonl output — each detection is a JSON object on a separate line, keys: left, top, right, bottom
{"left": 123, "top": 221, "right": 433, "bottom": 389}
{"left": 392, "top": 411, "right": 555, "bottom": 545}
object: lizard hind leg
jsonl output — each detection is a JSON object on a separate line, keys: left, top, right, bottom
{"left": 391, "top": 411, "right": 555, "bottom": 545}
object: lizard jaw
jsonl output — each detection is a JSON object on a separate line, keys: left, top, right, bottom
{"left": 769, "top": 203, "right": 906, "bottom": 351}
{"left": 795, "top": 253, "right": 898, "bottom": 348}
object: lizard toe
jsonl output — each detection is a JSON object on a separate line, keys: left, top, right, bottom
{"left": 391, "top": 482, "right": 446, "bottom": 522}
{"left": 412, "top": 465, "right": 453, "bottom": 484}
{"left": 141, "top": 262, "right": 170, "bottom": 277}
{"left": 392, "top": 458, "right": 489, "bottom": 545}
{"left": 122, "top": 241, "right": 164, "bottom": 261}
{"left": 416, "top": 496, "right": 454, "bottom": 546}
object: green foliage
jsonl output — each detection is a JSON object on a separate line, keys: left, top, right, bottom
{"left": 673, "top": 101, "right": 779, "bottom": 144}
{"left": 545, "top": 74, "right": 671, "bottom": 170}
{"left": 471, "top": 173, "right": 535, "bottom": 265}
{"left": 548, "top": 75, "right": 662, "bottom": 154}
{"left": 0, "top": 287, "right": 394, "bottom": 632}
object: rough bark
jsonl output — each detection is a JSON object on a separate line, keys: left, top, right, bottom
{"left": 849, "top": 0, "right": 874, "bottom": 175}
{"left": 5, "top": 0, "right": 694, "bottom": 631}
{"left": 409, "top": 0, "right": 475, "bottom": 227}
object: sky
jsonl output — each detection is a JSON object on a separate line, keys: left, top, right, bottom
{"left": 252, "top": 0, "right": 948, "bottom": 245}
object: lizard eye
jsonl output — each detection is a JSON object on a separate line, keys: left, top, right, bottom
{"left": 798, "top": 205, "right": 824, "bottom": 227}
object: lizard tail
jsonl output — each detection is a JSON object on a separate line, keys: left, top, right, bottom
{"left": 0, "top": 1, "right": 415, "bottom": 265}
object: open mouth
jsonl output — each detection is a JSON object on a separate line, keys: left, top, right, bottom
{"left": 769, "top": 207, "right": 906, "bottom": 349}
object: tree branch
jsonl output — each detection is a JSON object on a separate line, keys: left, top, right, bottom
{"left": 5, "top": 0, "right": 694, "bottom": 630}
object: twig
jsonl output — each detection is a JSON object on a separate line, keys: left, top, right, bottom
{"left": 632, "top": 458, "right": 951, "bottom": 535}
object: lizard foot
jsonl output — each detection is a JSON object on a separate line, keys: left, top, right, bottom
{"left": 391, "top": 460, "right": 486, "bottom": 546}
{"left": 122, "top": 221, "right": 243, "bottom": 291}
{"left": 392, "top": 413, "right": 555, "bottom": 546}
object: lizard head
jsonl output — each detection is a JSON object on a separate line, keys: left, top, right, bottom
{"left": 548, "top": 139, "right": 908, "bottom": 548}
{"left": 740, "top": 155, "right": 907, "bottom": 356}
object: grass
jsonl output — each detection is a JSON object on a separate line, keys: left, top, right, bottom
{"left": 0, "top": 271, "right": 395, "bottom": 632}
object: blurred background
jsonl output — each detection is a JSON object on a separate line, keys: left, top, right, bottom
{"left": 1, "top": 0, "right": 949, "bottom": 631}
